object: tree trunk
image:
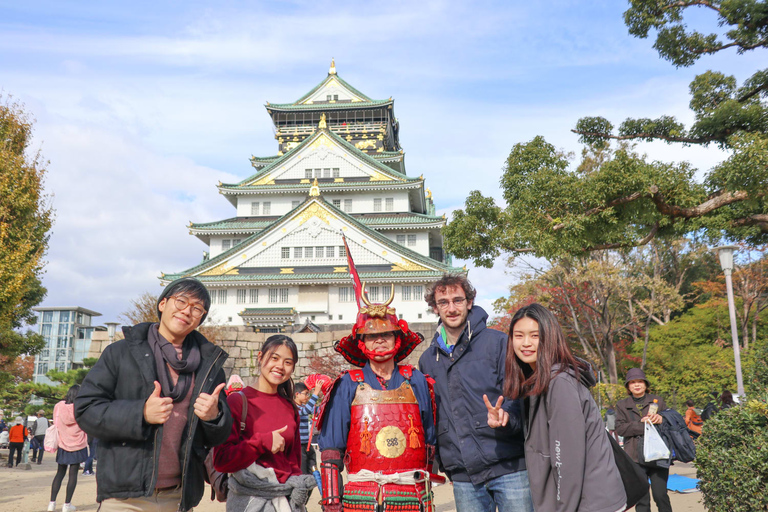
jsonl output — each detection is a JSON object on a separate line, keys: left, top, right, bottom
{"left": 604, "top": 335, "right": 619, "bottom": 384}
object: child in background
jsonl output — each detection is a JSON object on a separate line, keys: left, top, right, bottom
{"left": 0, "top": 427, "right": 9, "bottom": 448}
{"left": 684, "top": 399, "right": 703, "bottom": 439}
{"left": 294, "top": 381, "right": 323, "bottom": 480}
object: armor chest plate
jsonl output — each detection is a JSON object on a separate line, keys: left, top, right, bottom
{"left": 346, "top": 381, "right": 427, "bottom": 474}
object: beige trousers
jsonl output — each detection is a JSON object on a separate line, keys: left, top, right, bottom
{"left": 98, "top": 487, "right": 183, "bottom": 512}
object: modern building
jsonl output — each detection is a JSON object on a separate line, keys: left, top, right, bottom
{"left": 161, "top": 61, "right": 461, "bottom": 331}
{"left": 31, "top": 307, "right": 102, "bottom": 384}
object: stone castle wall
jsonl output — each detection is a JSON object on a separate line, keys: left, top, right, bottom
{"left": 88, "top": 322, "right": 438, "bottom": 383}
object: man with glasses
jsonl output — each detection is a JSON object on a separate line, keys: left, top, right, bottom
{"left": 75, "top": 278, "right": 232, "bottom": 512}
{"left": 316, "top": 283, "right": 437, "bottom": 512}
{"left": 419, "top": 274, "right": 533, "bottom": 512}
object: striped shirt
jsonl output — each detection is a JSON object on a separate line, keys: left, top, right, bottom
{"left": 297, "top": 394, "right": 319, "bottom": 445}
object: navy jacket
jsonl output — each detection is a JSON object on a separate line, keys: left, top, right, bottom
{"left": 419, "top": 306, "right": 525, "bottom": 485}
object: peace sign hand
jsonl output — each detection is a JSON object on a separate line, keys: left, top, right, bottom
{"left": 484, "top": 394, "right": 509, "bottom": 429}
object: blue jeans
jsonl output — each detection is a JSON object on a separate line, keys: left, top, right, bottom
{"left": 452, "top": 470, "right": 534, "bottom": 512}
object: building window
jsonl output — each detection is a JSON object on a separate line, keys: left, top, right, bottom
{"left": 218, "top": 289, "right": 228, "bottom": 304}
{"left": 340, "top": 245, "right": 346, "bottom": 258}
{"left": 57, "top": 336, "right": 68, "bottom": 349}
{"left": 58, "top": 323, "right": 69, "bottom": 335}
{"left": 332, "top": 199, "right": 341, "bottom": 208}
{"left": 326, "top": 246, "right": 335, "bottom": 257}
{"left": 263, "top": 202, "right": 271, "bottom": 215}
{"left": 233, "top": 238, "right": 242, "bottom": 246}
{"left": 407, "top": 234, "right": 417, "bottom": 246}
{"left": 305, "top": 247, "right": 313, "bottom": 259}
{"left": 251, "top": 202, "right": 260, "bottom": 215}
{"left": 305, "top": 169, "right": 312, "bottom": 179}
{"left": 43, "top": 311, "right": 53, "bottom": 322}
{"left": 60, "top": 311, "right": 70, "bottom": 322}
{"left": 326, "top": 94, "right": 332, "bottom": 101}
{"left": 281, "top": 247, "right": 290, "bottom": 259}
{"left": 414, "top": 285, "right": 423, "bottom": 301}
{"left": 334, "top": 94, "right": 339, "bottom": 100}
{"left": 333, "top": 168, "right": 340, "bottom": 178}
{"left": 315, "top": 168, "right": 322, "bottom": 178}
{"left": 249, "top": 289, "right": 259, "bottom": 303}
{"left": 373, "top": 198, "right": 382, "bottom": 212}
{"left": 396, "top": 235, "right": 406, "bottom": 245}
{"left": 328, "top": 315, "right": 333, "bottom": 321}
{"left": 311, "top": 315, "right": 316, "bottom": 321}
{"left": 385, "top": 198, "right": 394, "bottom": 211}
{"left": 292, "top": 200, "right": 300, "bottom": 209}
{"left": 418, "top": 313, "right": 422, "bottom": 319}
{"left": 56, "top": 362, "right": 66, "bottom": 372}
{"left": 338, "top": 314, "right": 343, "bottom": 320}
{"left": 339, "top": 287, "right": 353, "bottom": 303}
{"left": 222, "top": 239, "right": 231, "bottom": 250}
{"left": 38, "top": 363, "right": 48, "bottom": 375}
{"left": 269, "top": 288, "right": 289, "bottom": 304}
{"left": 237, "top": 289, "right": 247, "bottom": 304}
{"left": 401, "top": 285, "right": 412, "bottom": 301}
{"left": 343, "top": 199, "right": 352, "bottom": 212}
{"left": 368, "top": 286, "right": 381, "bottom": 302}
{"left": 323, "top": 168, "right": 331, "bottom": 178}
{"left": 294, "top": 247, "right": 302, "bottom": 258}
{"left": 41, "top": 349, "right": 49, "bottom": 359}
{"left": 316, "top": 247, "right": 324, "bottom": 258}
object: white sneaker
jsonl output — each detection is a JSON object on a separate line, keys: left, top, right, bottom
{"left": 62, "top": 504, "right": 76, "bottom": 512}
{"left": 47, "top": 502, "right": 56, "bottom": 512}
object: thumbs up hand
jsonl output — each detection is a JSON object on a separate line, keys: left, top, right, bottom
{"left": 271, "top": 425, "right": 288, "bottom": 453}
{"left": 194, "top": 382, "right": 226, "bottom": 422}
{"left": 144, "top": 381, "right": 174, "bottom": 424}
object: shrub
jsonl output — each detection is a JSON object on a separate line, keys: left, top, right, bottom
{"left": 695, "top": 398, "right": 768, "bottom": 511}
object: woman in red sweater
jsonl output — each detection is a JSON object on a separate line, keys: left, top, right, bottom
{"left": 214, "top": 335, "right": 304, "bottom": 500}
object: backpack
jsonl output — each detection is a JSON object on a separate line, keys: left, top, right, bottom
{"left": 658, "top": 409, "right": 696, "bottom": 463}
{"left": 701, "top": 401, "right": 717, "bottom": 421}
{"left": 203, "top": 390, "right": 247, "bottom": 502}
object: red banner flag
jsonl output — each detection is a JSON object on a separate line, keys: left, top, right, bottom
{"left": 341, "top": 233, "right": 364, "bottom": 307}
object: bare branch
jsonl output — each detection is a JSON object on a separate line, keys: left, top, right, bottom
{"left": 649, "top": 186, "right": 750, "bottom": 218}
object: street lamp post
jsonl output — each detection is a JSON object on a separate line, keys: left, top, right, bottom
{"left": 105, "top": 322, "right": 120, "bottom": 344}
{"left": 714, "top": 245, "right": 745, "bottom": 398}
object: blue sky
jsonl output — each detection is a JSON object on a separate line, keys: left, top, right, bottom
{"left": 1, "top": 0, "right": 758, "bottom": 326}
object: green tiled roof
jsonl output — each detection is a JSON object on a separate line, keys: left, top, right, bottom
{"left": 239, "top": 308, "right": 295, "bottom": 316}
{"left": 266, "top": 99, "right": 393, "bottom": 112}
{"left": 223, "top": 128, "right": 413, "bottom": 188}
{"left": 163, "top": 271, "right": 451, "bottom": 282}
{"left": 163, "top": 197, "right": 456, "bottom": 280}
{"left": 190, "top": 213, "right": 444, "bottom": 232}
{"left": 292, "top": 73, "right": 374, "bottom": 104}
{"left": 219, "top": 179, "right": 421, "bottom": 193}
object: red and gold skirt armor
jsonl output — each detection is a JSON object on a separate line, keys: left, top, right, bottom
{"left": 343, "top": 378, "right": 432, "bottom": 511}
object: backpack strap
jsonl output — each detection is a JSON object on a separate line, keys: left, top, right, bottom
{"left": 237, "top": 390, "right": 247, "bottom": 436}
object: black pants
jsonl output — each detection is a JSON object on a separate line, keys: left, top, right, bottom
{"left": 51, "top": 464, "right": 79, "bottom": 504}
{"left": 300, "top": 442, "right": 317, "bottom": 475}
{"left": 636, "top": 464, "right": 672, "bottom": 512}
{"left": 8, "top": 442, "right": 23, "bottom": 466}
{"left": 32, "top": 435, "right": 46, "bottom": 462}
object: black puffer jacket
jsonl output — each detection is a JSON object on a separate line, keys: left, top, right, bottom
{"left": 74, "top": 323, "right": 232, "bottom": 511}
{"left": 419, "top": 306, "right": 525, "bottom": 485}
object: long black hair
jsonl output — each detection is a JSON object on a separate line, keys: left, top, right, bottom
{"left": 258, "top": 335, "right": 299, "bottom": 412}
{"left": 65, "top": 384, "right": 80, "bottom": 404}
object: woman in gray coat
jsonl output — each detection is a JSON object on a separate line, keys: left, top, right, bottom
{"left": 487, "top": 304, "right": 626, "bottom": 512}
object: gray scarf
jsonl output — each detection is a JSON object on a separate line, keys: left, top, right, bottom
{"left": 148, "top": 324, "right": 201, "bottom": 402}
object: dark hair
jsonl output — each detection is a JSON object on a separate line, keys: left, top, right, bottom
{"left": 156, "top": 278, "right": 212, "bottom": 323}
{"left": 720, "top": 390, "right": 734, "bottom": 406}
{"left": 425, "top": 273, "right": 476, "bottom": 308}
{"left": 259, "top": 335, "right": 299, "bottom": 411}
{"left": 65, "top": 384, "right": 80, "bottom": 404}
{"left": 504, "top": 303, "right": 587, "bottom": 399}
{"left": 294, "top": 382, "right": 308, "bottom": 394}
{"left": 686, "top": 399, "right": 695, "bottom": 407}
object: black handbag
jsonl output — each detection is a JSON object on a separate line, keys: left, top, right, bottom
{"left": 607, "top": 431, "right": 649, "bottom": 509}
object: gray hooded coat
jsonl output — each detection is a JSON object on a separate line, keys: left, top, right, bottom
{"left": 523, "top": 365, "right": 626, "bottom": 512}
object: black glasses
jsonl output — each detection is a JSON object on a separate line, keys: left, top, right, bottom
{"left": 170, "top": 295, "right": 206, "bottom": 318}
{"left": 435, "top": 297, "right": 467, "bottom": 309}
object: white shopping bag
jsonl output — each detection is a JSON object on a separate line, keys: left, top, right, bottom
{"left": 643, "top": 421, "right": 670, "bottom": 462}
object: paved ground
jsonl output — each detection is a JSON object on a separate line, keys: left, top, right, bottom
{"left": 1, "top": 450, "right": 705, "bottom": 511}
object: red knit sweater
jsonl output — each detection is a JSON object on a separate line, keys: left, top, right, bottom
{"left": 213, "top": 386, "right": 301, "bottom": 483}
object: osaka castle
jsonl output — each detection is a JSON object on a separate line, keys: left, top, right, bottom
{"left": 161, "top": 61, "right": 460, "bottom": 331}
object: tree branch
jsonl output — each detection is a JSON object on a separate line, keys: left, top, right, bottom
{"left": 731, "top": 214, "right": 768, "bottom": 233}
{"left": 589, "top": 223, "right": 660, "bottom": 251}
{"left": 737, "top": 81, "right": 768, "bottom": 103}
{"left": 649, "top": 186, "right": 750, "bottom": 218}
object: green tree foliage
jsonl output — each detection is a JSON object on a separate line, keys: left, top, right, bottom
{"left": 696, "top": 398, "right": 768, "bottom": 511}
{"left": 444, "top": 2, "right": 767, "bottom": 263}
{"left": 0, "top": 95, "right": 53, "bottom": 387}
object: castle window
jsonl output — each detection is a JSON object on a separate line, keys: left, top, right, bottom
{"left": 262, "top": 202, "right": 271, "bottom": 215}
{"left": 333, "top": 168, "right": 340, "bottom": 178}
{"left": 218, "top": 289, "right": 228, "bottom": 304}
{"left": 401, "top": 286, "right": 412, "bottom": 301}
{"left": 414, "top": 285, "right": 423, "bottom": 300}
{"left": 305, "top": 247, "right": 313, "bottom": 259}
{"left": 344, "top": 199, "right": 352, "bottom": 212}
{"left": 251, "top": 202, "right": 260, "bottom": 215}
{"left": 326, "top": 246, "right": 335, "bottom": 257}
{"left": 316, "top": 247, "right": 324, "bottom": 258}
{"left": 368, "top": 286, "right": 381, "bottom": 302}
{"left": 396, "top": 235, "right": 406, "bottom": 245}
{"left": 340, "top": 245, "right": 346, "bottom": 258}
{"left": 334, "top": 94, "right": 339, "bottom": 100}
{"left": 237, "top": 289, "right": 247, "bottom": 304}
{"left": 407, "top": 234, "right": 417, "bottom": 246}
{"left": 323, "top": 168, "right": 331, "bottom": 178}
{"left": 249, "top": 289, "right": 259, "bottom": 303}
{"left": 233, "top": 239, "right": 241, "bottom": 246}
{"left": 332, "top": 199, "right": 341, "bottom": 208}
{"left": 385, "top": 198, "right": 394, "bottom": 211}
{"left": 305, "top": 169, "right": 312, "bottom": 179}
{"left": 315, "top": 168, "right": 322, "bottom": 178}
{"left": 373, "top": 198, "right": 382, "bottom": 212}
{"left": 222, "top": 239, "right": 231, "bottom": 250}
{"left": 269, "top": 288, "right": 289, "bottom": 303}
{"left": 281, "top": 247, "right": 290, "bottom": 259}
{"left": 339, "top": 287, "right": 353, "bottom": 303}
{"left": 294, "top": 247, "right": 303, "bottom": 258}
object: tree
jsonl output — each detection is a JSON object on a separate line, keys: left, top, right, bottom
{"left": 119, "top": 291, "right": 158, "bottom": 325}
{"left": 444, "top": 2, "right": 767, "bottom": 263}
{"left": 0, "top": 95, "right": 53, "bottom": 386}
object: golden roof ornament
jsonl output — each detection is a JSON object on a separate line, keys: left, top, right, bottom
{"left": 309, "top": 177, "right": 320, "bottom": 197}
{"left": 319, "top": 113, "right": 327, "bottom": 129}
{"left": 426, "top": 188, "right": 432, "bottom": 199}
{"left": 329, "top": 58, "right": 336, "bottom": 75}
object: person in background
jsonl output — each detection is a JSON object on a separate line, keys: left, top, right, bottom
{"left": 294, "top": 381, "right": 322, "bottom": 480}
{"left": 31, "top": 410, "right": 49, "bottom": 464}
{"left": 488, "top": 303, "right": 626, "bottom": 512}
{"left": 684, "top": 400, "right": 703, "bottom": 439}
{"left": 7, "top": 416, "right": 28, "bottom": 468}
{"left": 720, "top": 391, "right": 735, "bottom": 410}
{"left": 82, "top": 435, "right": 97, "bottom": 476}
{"left": 48, "top": 385, "right": 89, "bottom": 512}
{"left": 0, "top": 427, "right": 9, "bottom": 449}
{"left": 214, "top": 335, "right": 315, "bottom": 512}
{"left": 615, "top": 368, "right": 672, "bottom": 512}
